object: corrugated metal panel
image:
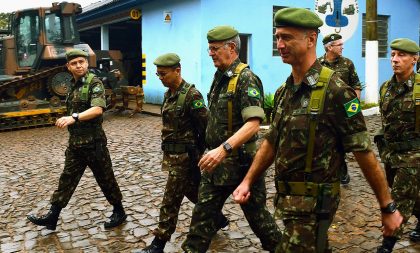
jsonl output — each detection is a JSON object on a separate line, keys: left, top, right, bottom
{"left": 82, "top": 0, "right": 119, "bottom": 13}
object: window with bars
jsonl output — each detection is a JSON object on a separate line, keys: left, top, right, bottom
{"left": 272, "top": 6, "right": 288, "bottom": 56}
{"left": 362, "top": 14, "right": 389, "bottom": 58}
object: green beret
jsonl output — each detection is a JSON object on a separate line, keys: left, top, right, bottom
{"left": 322, "top": 33, "right": 342, "bottom": 45}
{"left": 274, "top": 7, "right": 323, "bottom": 29}
{"left": 153, "top": 53, "right": 180, "bottom": 67}
{"left": 207, "top": 25, "right": 238, "bottom": 42}
{"left": 66, "top": 49, "right": 88, "bottom": 62}
{"left": 390, "top": 38, "right": 419, "bottom": 54}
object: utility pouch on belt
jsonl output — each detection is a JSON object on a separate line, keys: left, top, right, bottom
{"left": 315, "top": 184, "right": 335, "bottom": 253}
{"left": 315, "top": 184, "right": 334, "bottom": 218}
{"left": 238, "top": 142, "right": 256, "bottom": 169}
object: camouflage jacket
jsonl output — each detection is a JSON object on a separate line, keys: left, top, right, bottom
{"left": 379, "top": 72, "right": 420, "bottom": 168}
{"left": 161, "top": 80, "right": 207, "bottom": 172}
{"left": 66, "top": 73, "right": 107, "bottom": 147}
{"left": 319, "top": 54, "right": 362, "bottom": 91}
{"left": 265, "top": 60, "right": 371, "bottom": 183}
{"left": 205, "top": 58, "right": 265, "bottom": 185}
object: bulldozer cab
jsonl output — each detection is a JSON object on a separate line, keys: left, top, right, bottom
{"left": 6, "top": 2, "right": 87, "bottom": 73}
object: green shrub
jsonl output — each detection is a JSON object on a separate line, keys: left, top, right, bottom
{"left": 263, "top": 93, "right": 275, "bottom": 123}
{"left": 264, "top": 93, "right": 275, "bottom": 109}
{"left": 360, "top": 101, "right": 378, "bottom": 109}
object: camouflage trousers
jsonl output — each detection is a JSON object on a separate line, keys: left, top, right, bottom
{"left": 50, "top": 143, "right": 123, "bottom": 208}
{"left": 182, "top": 175, "right": 282, "bottom": 252}
{"left": 388, "top": 166, "right": 420, "bottom": 238}
{"left": 275, "top": 195, "right": 339, "bottom": 253}
{"left": 153, "top": 169, "right": 200, "bottom": 241}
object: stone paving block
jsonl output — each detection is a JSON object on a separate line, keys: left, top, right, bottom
{"left": 139, "top": 218, "right": 157, "bottom": 227}
{"left": 133, "top": 228, "right": 148, "bottom": 237}
{"left": 24, "top": 239, "right": 36, "bottom": 250}
{"left": 1, "top": 242, "right": 21, "bottom": 253}
{"left": 72, "top": 239, "right": 91, "bottom": 248}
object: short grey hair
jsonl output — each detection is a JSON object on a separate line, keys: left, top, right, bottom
{"left": 225, "top": 34, "right": 241, "bottom": 54}
{"left": 324, "top": 41, "right": 333, "bottom": 52}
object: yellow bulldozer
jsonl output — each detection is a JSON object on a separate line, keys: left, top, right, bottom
{"left": 0, "top": 2, "right": 143, "bottom": 131}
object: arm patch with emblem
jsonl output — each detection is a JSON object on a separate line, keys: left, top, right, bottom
{"left": 344, "top": 98, "right": 361, "bottom": 117}
{"left": 192, "top": 99, "right": 205, "bottom": 109}
{"left": 248, "top": 87, "right": 260, "bottom": 98}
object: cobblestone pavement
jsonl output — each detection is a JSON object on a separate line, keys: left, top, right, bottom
{"left": 1, "top": 111, "right": 420, "bottom": 253}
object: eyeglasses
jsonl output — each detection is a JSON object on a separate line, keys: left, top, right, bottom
{"left": 155, "top": 72, "right": 168, "bottom": 78}
{"left": 207, "top": 44, "right": 227, "bottom": 53}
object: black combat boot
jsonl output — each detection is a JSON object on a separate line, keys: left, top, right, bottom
{"left": 216, "top": 214, "right": 230, "bottom": 230}
{"left": 377, "top": 236, "right": 397, "bottom": 253}
{"left": 140, "top": 237, "right": 166, "bottom": 253}
{"left": 104, "top": 203, "right": 127, "bottom": 229}
{"left": 27, "top": 205, "right": 62, "bottom": 230}
{"left": 409, "top": 221, "right": 420, "bottom": 242}
{"left": 340, "top": 163, "right": 350, "bottom": 185}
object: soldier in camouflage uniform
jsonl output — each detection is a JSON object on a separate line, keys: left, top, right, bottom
{"left": 233, "top": 8, "right": 402, "bottom": 253}
{"left": 319, "top": 33, "right": 363, "bottom": 185}
{"left": 376, "top": 39, "right": 420, "bottom": 252}
{"left": 181, "top": 26, "right": 282, "bottom": 252}
{"left": 27, "top": 49, "right": 126, "bottom": 230}
{"left": 318, "top": 33, "right": 362, "bottom": 98}
{"left": 140, "top": 53, "right": 228, "bottom": 253}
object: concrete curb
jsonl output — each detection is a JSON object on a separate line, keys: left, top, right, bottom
{"left": 362, "top": 106, "right": 380, "bottom": 116}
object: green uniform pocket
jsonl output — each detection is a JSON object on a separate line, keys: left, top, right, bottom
{"left": 278, "top": 195, "right": 317, "bottom": 217}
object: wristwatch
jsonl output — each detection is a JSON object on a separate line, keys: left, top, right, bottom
{"left": 72, "top": 113, "right": 79, "bottom": 122}
{"left": 381, "top": 202, "right": 397, "bottom": 214}
{"left": 222, "top": 142, "right": 233, "bottom": 154}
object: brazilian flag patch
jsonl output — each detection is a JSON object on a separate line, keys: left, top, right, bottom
{"left": 192, "top": 99, "right": 205, "bottom": 109}
{"left": 92, "top": 86, "right": 103, "bottom": 93}
{"left": 343, "top": 98, "right": 361, "bottom": 118}
{"left": 248, "top": 87, "right": 260, "bottom": 98}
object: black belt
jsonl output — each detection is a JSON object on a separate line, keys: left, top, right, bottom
{"left": 386, "top": 139, "right": 420, "bottom": 152}
{"left": 276, "top": 181, "right": 340, "bottom": 197}
{"left": 161, "top": 143, "right": 193, "bottom": 153}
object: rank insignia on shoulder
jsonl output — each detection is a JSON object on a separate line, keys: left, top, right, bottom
{"left": 192, "top": 99, "right": 205, "bottom": 109}
{"left": 248, "top": 87, "right": 260, "bottom": 98}
{"left": 344, "top": 98, "right": 361, "bottom": 117}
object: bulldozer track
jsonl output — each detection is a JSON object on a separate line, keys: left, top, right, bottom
{"left": 0, "top": 66, "right": 69, "bottom": 131}
{"left": 0, "top": 65, "right": 67, "bottom": 94}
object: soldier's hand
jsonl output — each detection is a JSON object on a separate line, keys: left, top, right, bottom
{"left": 381, "top": 210, "right": 403, "bottom": 236}
{"left": 233, "top": 182, "right": 251, "bottom": 204}
{"left": 55, "top": 116, "right": 76, "bottom": 128}
{"left": 198, "top": 146, "right": 226, "bottom": 173}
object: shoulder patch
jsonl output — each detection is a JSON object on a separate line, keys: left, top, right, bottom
{"left": 247, "top": 87, "right": 260, "bottom": 98}
{"left": 92, "top": 86, "right": 104, "bottom": 93}
{"left": 192, "top": 99, "right": 205, "bottom": 109}
{"left": 343, "top": 98, "right": 361, "bottom": 117}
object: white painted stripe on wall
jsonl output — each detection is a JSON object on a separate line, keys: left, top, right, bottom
{"left": 365, "top": 41, "right": 379, "bottom": 104}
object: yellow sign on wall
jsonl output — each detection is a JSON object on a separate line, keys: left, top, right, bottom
{"left": 130, "top": 9, "right": 141, "bottom": 20}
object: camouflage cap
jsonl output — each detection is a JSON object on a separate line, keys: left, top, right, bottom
{"left": 66, "top": 49, "right": 88, "bottom": 62}
{"left": 153, "top": 53, "right": 180, "bottom": 67}
{"left": 207, "top": 25, "right": 238, "bottom": 42}
{"left": 390, "top": 38, "right": 419, "bottom": 54}
{"left": 274, "top": 7, "right": 323, "bottom": 29}
{"left": 322, "top": 33, "right": 342, "bottom": 45}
